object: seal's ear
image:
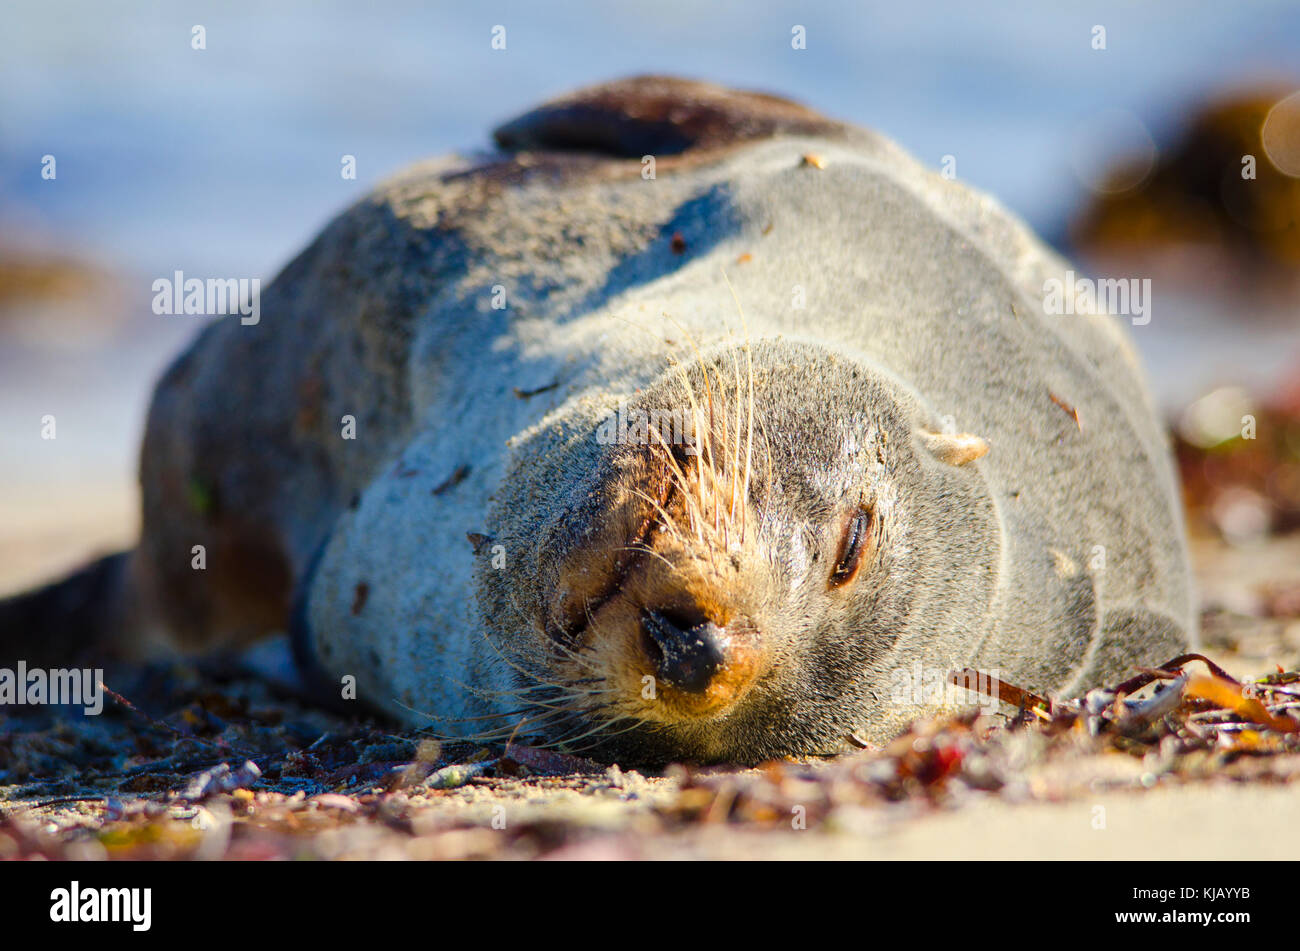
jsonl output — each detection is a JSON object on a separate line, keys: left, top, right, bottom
{"left": 917, "top": 430, "right": 989, "bottom": 467}
{"left": 466, "top": 532, "right": 495, "bottom": 555}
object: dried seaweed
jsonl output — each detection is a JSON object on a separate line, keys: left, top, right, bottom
{"left": 947, "top": 652, "right": 1300, "bottom": 747}
{"left": 3, "top": 646, "right": 1299, "bottom": 859}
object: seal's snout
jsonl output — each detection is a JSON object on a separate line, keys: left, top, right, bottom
{"left": 633, "top": 601, "right": 764, "bottom": 719}
{"left": 536, "top": 394, "right": 784, "bottom": 728}
{"left": 641, "top": 609, "right": 728, "bottom": 694}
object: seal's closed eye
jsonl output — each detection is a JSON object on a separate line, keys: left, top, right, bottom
{"left": 829, "top": 505, "right": 874, "bottom": 589}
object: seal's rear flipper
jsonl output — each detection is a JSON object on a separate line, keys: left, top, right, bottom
{"left": 0, "top": 551, "right": 133, "bottom": 669}
{"left": 492, "top": 75, "right": 848, "bottom": 158}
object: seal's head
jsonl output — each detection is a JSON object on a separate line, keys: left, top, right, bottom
{"left": 482, "top": 339, "right": 999, "bottom": 763}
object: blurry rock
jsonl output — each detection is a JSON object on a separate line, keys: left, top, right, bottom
{"left": 0, "top": 245, "right": 126, "bottom": 348}
{"left": 1210, "top": 486, "right": 1273, "bottom": 545}
{"left": 1072, "top": 86, "right": 1300, "bottom": 290}
{"left": 1178, "top": 386, "right": 1256, "bottom": 449}
{"left": 1175, "top": 385, "right": 1300, "bottom": 539}
{"left": 0, "top": 252, "right": 104, "bottom": 306}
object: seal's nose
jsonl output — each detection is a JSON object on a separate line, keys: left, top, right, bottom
{"left": 641, "top": 609, "right": 729, "bottom": 693}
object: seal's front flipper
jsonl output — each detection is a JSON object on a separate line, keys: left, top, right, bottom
{"left": 286, "top": 529, "right": 360, "bottom": 715}
{"left": 234, "top": 633, "right": 328, "bottom": 706}
{"left": 1057, "top": 607, "right": 1191, "bottom": 699}
{"left": 1093, "top": 607, "right": 1191, "bottom": 682}
{"left": 290, "top": 439, "right": 512, "bottom": 731}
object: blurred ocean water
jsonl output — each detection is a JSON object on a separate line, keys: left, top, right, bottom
{"left": 0, "top": 0, "right": 1297, "bottom": 516}
{"left": 4, "top": 0, "right": 1299, "bottom": 274}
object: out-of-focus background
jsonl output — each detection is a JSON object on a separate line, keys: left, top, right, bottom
{"left": 2, "top": 0, "right": 1299, "bottom": 596}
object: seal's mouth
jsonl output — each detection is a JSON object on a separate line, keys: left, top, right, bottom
{"left": 545, "top": 454, "right": 678, "bottom": 648}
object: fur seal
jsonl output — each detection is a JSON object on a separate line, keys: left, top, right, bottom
{"left": 5, "top": 77, "right": 1193, "bottom": 763}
